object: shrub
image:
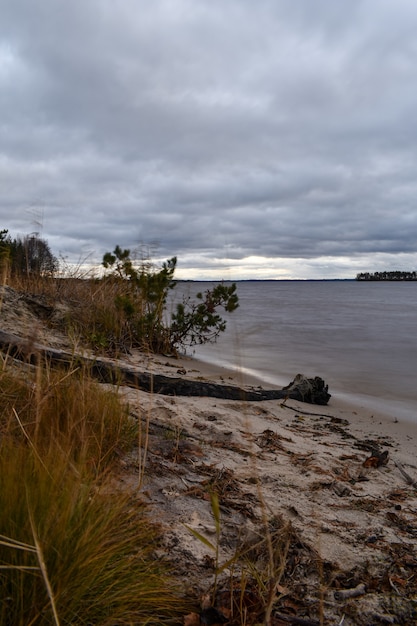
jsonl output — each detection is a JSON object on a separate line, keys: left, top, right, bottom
{"left": 101, "top": 246, "right": 239, "bottom": 354}
{"left": 170, "top": 283, "right": 239, "bottom": 348}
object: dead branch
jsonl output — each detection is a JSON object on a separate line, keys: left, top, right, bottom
{"left": 394, "top": 460, "right": 417, "bottom": 489}
{"left": 334, "top": 583, "right": 366, "bottom": 601}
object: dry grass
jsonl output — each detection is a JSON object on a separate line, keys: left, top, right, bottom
{"left": 0, "top": 356, "right": 188, "bottom": 625}
{"left": 0, "top": 443, "right": 186, "bottom": 625}
{"left": 0, "top": 364, "right": 135, "bottom": 475}
{"left": 8, "top": 272, "right": 139, "bottom": 354}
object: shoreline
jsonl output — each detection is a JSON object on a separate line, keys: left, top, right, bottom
{"left": 166, "top": 348, "right": 417, "bottom": 427}
{"left": 176, "top": 279, "right": 417, "bottom": 426}
{"left": 131, "top": 348, "right": 417, "bottom": 465}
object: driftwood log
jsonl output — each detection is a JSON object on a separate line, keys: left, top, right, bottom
{"left": 0, "top": 330, "right": 331, "bottom": 405}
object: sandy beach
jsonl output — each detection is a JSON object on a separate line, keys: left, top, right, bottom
{"left": 110, "top": 348, "right": 417, "bottom": 624}
{"left": 2, "top": 287, "right": 417, "bottom": 623}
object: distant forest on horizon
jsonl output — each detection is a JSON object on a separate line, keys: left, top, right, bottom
{"left": 356, "top": 271, "right": 417, "bottom": 281}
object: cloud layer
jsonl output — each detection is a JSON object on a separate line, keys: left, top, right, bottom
{"left": 1, "top": 0, "right": 417, "bottom": 278}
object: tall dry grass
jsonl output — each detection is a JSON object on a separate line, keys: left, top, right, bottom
{"left": 0, "top": 357, "right": 188, "bottom": 625}
{"left": 0, "top": 364, "right": 135, "bottom": 473}
{"left": 0, "top": 443, "right": 184, "bottom": 625}
{"left": 10, "top": 273, "right": 146, "bottom": 355}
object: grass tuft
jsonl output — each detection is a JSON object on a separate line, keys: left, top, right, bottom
{"left": 0, "top": 444, "right": 184, "bottom": 625}
{"left": 0, "top": 362, "right": 187, "bottom": 625}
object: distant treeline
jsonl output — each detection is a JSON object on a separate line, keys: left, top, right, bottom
{"left": 0, "top": 229, "right": 58, "bottom": 277}
{"left": 356, "top": 271, "right": 417, "bottom": 281}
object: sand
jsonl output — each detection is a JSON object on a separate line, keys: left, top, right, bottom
{"left": 113, "top": 349, "right": 417, "bottom": 624}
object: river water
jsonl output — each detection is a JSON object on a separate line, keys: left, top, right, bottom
{"left": 173, "top": 280, "right": 417, "bottom": 423}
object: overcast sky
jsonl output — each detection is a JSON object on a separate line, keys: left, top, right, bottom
{"left": 1, "top": 0, "right": 417, "bottom": 279}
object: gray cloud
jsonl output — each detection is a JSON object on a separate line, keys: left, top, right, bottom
{"left": 1, "top": 0, "right": 417, "bottom": 278}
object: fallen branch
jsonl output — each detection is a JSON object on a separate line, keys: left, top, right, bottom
{"left": 334, "top": 583, "right": 366, "bottom": 601}
{"left": 0, "top": 329, "right": 331, "bottom": 404}
{"left": 394, "top": 460, "right": 417, "bottom": 489}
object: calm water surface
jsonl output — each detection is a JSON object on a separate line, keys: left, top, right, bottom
{"left": 174, "top": 281, "right": 417, "bottom": 422}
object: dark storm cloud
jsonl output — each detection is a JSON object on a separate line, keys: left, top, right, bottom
{"left": 1, "top": 0, "right": 417, "bottom": 277}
